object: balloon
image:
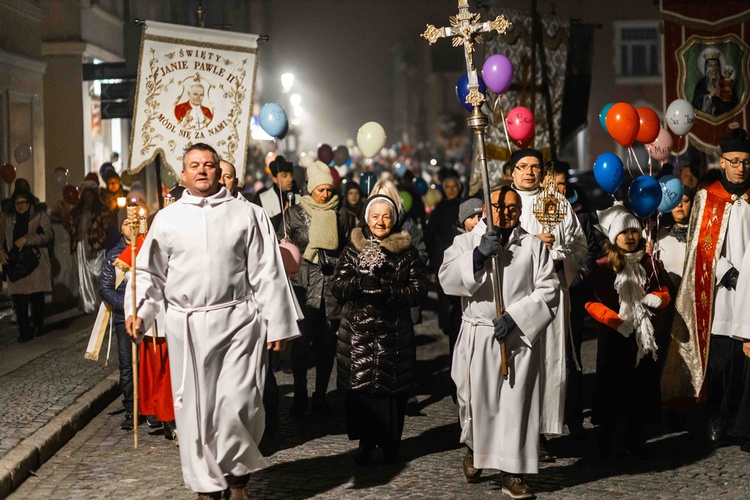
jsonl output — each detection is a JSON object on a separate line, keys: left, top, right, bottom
{"left": 399, "top": 191, "right": 413, "bottom": 213}
{"left": 360, "top": 172, "right": 376, "bottom": 196}
{"left": 456, "top": 73, "right": 487, "bottom": 112}
{"left": 599, "top": 102, "right": 615, "bottom": 131}
{"left": 0, "top": 163, "right": 16, "bottom": 185}
{"left": 52, "top": 167, "right": 68, "bottom": 191}
{"left": 635, "top": 107, "right": 661, "bottom": 144}
{"left": 160, "top": 165, "right": 177, "bottom": 189}
{"left": 593, "top": 153, "right": 624, "bottom": 194}
{"left": 13, "top": 143, "right": 31, "bottom": 163}
{"left": 317, "top": 144, "right": 334, "bottom": 164}
{"left": 482, "top": 54, "right": 514, "bottom": 94}
{"left": 665, "top": 99, "right": 695, "bottom": 136}
{"left": 258, "top": 103, "right": 288, "bottom": 138}
{"left": 646, "top": 128, "right": 673, "bottom": 161}
{"left": 606, "top": 102, "right": 640, "bottom": 147}
{"left": 414, "top": 178, "right": 428, "bottom": 196}
{"left": 329, "top": 166, "right": 341, "bottom": 189}
{"left": 278, "top": 241, "right": 301, "bottom": 278}
{"left": 357, "top": 122, "right": 387, "bottom": 158}
{"left": 333, "top": 145, "right": 349, "bottom": 166}
{"left": 63, "top": 185, "right": 79, "bottom": 205}
{"left": 394, "top": 162, "right": 408, "bottom": 177}
{"left": 506, "top": 106, "right": 534, "bottom": 147}
{"left": 658, "top": 175, "right": 684, "bottom": 213}
{"left": 298, "top": 152, "right": 314, "bottom": 168}
{"left": 628, "top": 175, "right": 662, "bottom": 218}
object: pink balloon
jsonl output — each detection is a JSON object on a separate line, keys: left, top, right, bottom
{"left": 646, "top": 128, "right": 673, "bottom": 161}
{"left": 506, "top": 106, "right": 534, "bottom": 147}
{"left": 279, "top": 241, "right": 301, "bottom": 278}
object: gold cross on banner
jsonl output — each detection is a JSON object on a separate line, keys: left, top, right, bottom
{"left": 421, "top": 0, "right": 511, "bottom": 109}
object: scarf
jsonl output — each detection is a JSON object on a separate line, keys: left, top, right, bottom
{"left": 614, "top": 250, "right": 657, "bottom": 365}
{"left": 300, "top": 194, "right": 339, "bottom": 264}
{"left": 670, "top": 223, "right": 688, "bottom": 244}
{"left": 719, "top": 172, "right": 750, "bottom": 197}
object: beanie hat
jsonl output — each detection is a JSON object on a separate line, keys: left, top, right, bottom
{"left": 507, "top": 148, "right": 544, "bottom": 171}
{"left": 720, "top": 128, "right": 750, "bottom": 155}
{"left": 596, "top": 203, "right": 641, "bottom": 244}
{"left": 345, "top": 181, "right": 361, "bottom": 194}
{"left": 269, "top": 155, "right": 294, "bottom": 177}
{"left": 117, "top": 208, "right": 128, "bottom": 230}
{"left": 363, "top": 194, "right": 398, "bottom": 225}
{"left": 306, "top": 161, "right": 334, "bottom": 192}
{"left": 458, "top": 197, "right": 483, "bottom": 225}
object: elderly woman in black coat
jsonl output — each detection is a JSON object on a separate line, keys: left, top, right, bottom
{"left": 331, "top": 194, "right": 426, "bottom": 465}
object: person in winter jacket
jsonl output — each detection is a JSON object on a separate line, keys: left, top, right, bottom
{"left": 331, "top": 194, "right": 426, "bottom": 465}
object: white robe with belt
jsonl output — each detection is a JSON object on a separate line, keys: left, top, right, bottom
{"left": 515, "top": 187, "right": 587, "bottom": 434}
{"left": 439, "top": 220, "right": 558, "bottom": 473}
{"left": 126, "top": 187, "right": 301, "bottom": 493}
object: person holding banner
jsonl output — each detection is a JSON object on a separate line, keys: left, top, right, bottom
{"left": 125, "top": 143, "right": 300, "bottom": 499}
{"left": 439, "top": 186, "right": 558, "bottom": 498}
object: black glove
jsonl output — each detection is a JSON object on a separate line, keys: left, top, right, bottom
{"left": 721, "top": 267, "right": 740, "bottom": 290}
{"left": 360, "top": 274, "right": 381, "bottom": 291}
{"left": 492, "top": 312, "right": 516, "bottom": 343}
{"left": 476, "top": 229, "right": 502, "bottom": 259}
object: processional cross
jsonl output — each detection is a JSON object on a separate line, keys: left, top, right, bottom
{"left": 422, "top": 1, "right": 512, "bottom": 376}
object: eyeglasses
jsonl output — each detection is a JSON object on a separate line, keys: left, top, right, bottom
{"left": 721, "top": 156, "right": 750, "bottom": 169}
{"left": 14, "top": 201, "right": 29, "bottom": 206}
{"left": 490, "top": 203, "right": 521, "bottom": 214}
{"left": 514, "top": 164, "right": 541, "bottom": 173}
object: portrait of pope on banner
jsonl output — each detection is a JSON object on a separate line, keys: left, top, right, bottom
{"left": 174, "top": 80, "right": 214, "bottom": 130}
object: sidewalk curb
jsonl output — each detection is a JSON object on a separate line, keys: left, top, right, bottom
{"left": 0, "top": 371, "right": 119, "bottom": 498}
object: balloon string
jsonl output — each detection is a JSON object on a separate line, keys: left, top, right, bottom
{"left": 629, "top": 146, "right": 646, "bottom": 177}
{"left": 624, "top": 148, "right": 635, "bottom": 179}
{"left": 496, "top": 98, "right": 513, "bottom": 154}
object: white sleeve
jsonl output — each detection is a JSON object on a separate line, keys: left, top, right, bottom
{"left": 125, "top": 216, "right": 167, "bottom": 331}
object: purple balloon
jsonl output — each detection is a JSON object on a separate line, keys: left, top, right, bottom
{"left": 482, "top": 54, "right": 514, "bottom": 94}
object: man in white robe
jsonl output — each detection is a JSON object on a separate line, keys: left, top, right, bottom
{"left": 126, "top": 143, "right": 300, "bottom": 498}
{"left": 508, "top": 149, "right": 587, "bottom": 440}
{"left": 439, "top": 186, "right": 558, "bottom": 499}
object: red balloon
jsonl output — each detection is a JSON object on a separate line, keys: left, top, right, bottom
{"left": 506, "top": 106, "right": 535, "bottom": 147}
{"left": 63, "top": 185, "right": 79, "bottom": 205}
{"left": 635, "top": 107, "right": 661, "bottom": 145}
{"left": 0, "top": 163, "right": 16, "bottom": 185}
{"left": 606, "top": 103, "right": 640, "bottom": 147}
{"left": 317, "top": 144, "right": 334, "bottom": 164}
{"left": 329, "top": 167, "right": 341, "bottom": 189}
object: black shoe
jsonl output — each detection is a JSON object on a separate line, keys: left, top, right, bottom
{"left": 382, "top": 452, "right": 403, "bottom": 465}
{"left": 354, "top": 442, "right": 375, "bottom": 465}
{"left": 290, "top": 396, "right": 308, "bottom": 417}
{"left": 741, "top": 439, "right": 750, "bottom": 453}
{"left": 164, "top": 420, "right": 178, "bottom": 443}
{"left": 34, "top": 326, "right": 46, "bottom": 337}
{"left": 708, "top": 415, "right": 726, "bottom": 445}
{"left": 146, "top": 415, "right": 162, "bottom": 429}
{"left": 121, "top": 413, "right": 134, "bottom": 430}
{"left": 311, "top": 393, "right": 334, "bottom": 415}
{"left": 17, "top": 334, "right": 32, "bottom": 343}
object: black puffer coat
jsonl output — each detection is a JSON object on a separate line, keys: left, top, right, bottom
{"left": 332, "top": 227, "right": 426, "bottom": 395}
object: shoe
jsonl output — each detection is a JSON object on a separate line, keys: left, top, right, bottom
{"left": 567, "top": 422, "right": 585, "bottom": 440}
{"left": 741, "top": 439, "right": 750, "bottom": 453}
{"left": 462, "top": 450, "right": 482, "bottom": 483}
{"left": 501, "top": 473, "right": 535, "bottom": 499}
{"left": 196, "top": 493, "right": 221, "bottom": 500}
{"left": 708, "top": 414, "right": 726, "bottom": 445}
{"left": 164, "top": 420, "right": 178, "bottom": 443}
{"left": 17, "top": 335, "right": 32, "bottom": 343}
{"left": 354, "top": 442, "right": 375, "bottom": 465}
{"left": 289, "top": 396, "right": 308, "bottom": 416}
{"left": 226, "top": 475, "right": 250, "bottom": 500}
{"left": 121, "top": 413, "right": 134, "bottom": 430}
{"left": 382, "top": 452, "right": 403, "bottom": 465}
{"left": 34, "top": 326, "right": 46, "bottom": 337}
{"left": 538, "top": 441, "right": 555, "bottom": 463}
{"left": 146, "top": 415, "right": 162, "bottom": 429}
{"left": 311, "top": 393, "right": 334, "bottom": 415}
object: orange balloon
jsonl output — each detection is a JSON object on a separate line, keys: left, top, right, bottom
{"left": 606, "top": 102, "right": 640, "bottom": 147}
{"left": 635, "top": 107, "right": 661, "bottom": 145}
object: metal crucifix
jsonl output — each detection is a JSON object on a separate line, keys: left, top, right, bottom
{"left": 422, "top": 1, "right": 512, "bottom": 377}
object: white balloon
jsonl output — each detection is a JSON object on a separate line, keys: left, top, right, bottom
{"left": 357, "top": 121, "right": 387, "bottom": 158}
{"left": 665, "top": 99, "right": 695, "bottom": 137}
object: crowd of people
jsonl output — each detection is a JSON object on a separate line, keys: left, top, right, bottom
{"left": 4, "top": 127, "right": 750, "bottom": 500}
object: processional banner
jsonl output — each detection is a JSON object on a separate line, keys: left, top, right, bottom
{"left": 662, "top": 1, "right": 750, "bottom": 154}
{"left": 128, "top": 21, "right": 258, "bottom": 180}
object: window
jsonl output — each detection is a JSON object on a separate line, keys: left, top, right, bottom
{"left": 614, "top": 21, "right": 661, "bottom": 83}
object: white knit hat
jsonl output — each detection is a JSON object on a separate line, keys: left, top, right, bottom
{"left": 597, "top": 203, "right": 641, "bottom": 243}
{"left": 306, "top": 161, "right": 334, "bottom": 192}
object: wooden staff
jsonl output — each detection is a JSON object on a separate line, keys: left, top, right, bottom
{"left": 128, "top": 205, "right": 139, "bottom": 449}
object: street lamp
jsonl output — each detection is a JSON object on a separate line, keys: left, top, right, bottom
{"left": 290, "top": 93, "right": 302, "bottom": 107}
{"left": 280, "top": 73, "right": 295, "bottom": 93}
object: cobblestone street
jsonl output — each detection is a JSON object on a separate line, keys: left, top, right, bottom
{"left": 6, "top": 305, "right": 750, "bottom": 499}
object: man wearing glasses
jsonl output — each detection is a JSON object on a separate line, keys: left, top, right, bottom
{"left": 439, "top": 185, "right": 559, "bottom": 499}
{"left": 664, "top": 128, "right": 750, "bottom": 453}
{"left": 509, "top": 149, "right": 587, "bottom": 457}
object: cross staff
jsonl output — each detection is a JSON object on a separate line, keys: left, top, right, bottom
{"left": 422, "top": 1, "right": 512, "bottom": 377}
{"left": 128, "top": 205, "right": 140, "bottom": 448}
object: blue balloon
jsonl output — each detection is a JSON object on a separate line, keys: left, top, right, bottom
{"left": 593, "top": 152, "right": 624, "bottom": 194}
{"left": 415, "top": 178, "right": 428, "bottom": 196}
{"left": 628, "top": 175, "right": 662, "bottom": 218}
{"left": 599, "top": 102, "right": 615, "bottom": 132}
{"left": 258, "top": 103, "right": 287, "bottom": 138}
{"left": 456, "top": 74, "right": 487, "bottom": 112}
{"left": 394, "top": 162, "right": 408, "bottom": 177}
{"left": 361, "top": 172, "right": 376, "bottom": 196}
{"left": 657, "top": 175, "right": 684, "bottom": 213}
